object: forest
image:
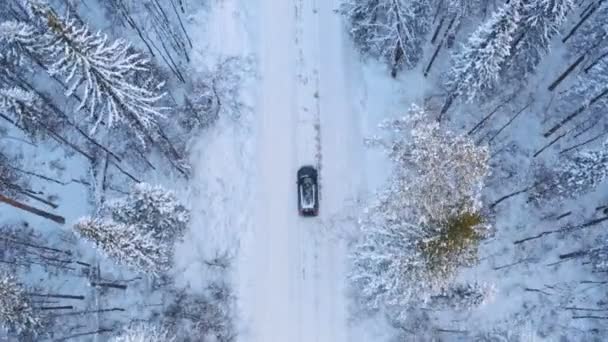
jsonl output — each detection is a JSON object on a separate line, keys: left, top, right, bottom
{"left": 1, "top": 0, "right": 608, "bottom": 341}
{"left": 345, "top": 0, "right": 608, "bottom": 339}
{"left": 0, "top": 0, "right": 242, "bottom": 340}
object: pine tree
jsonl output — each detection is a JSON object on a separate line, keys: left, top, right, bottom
{"left": 74, "top": 184, "right": 189, "bottom": 274}
{"left": 0, "top": 151, "right": 22, "bottom": 199}
{"left": 74, "top": 218, "right": 171, "bottom": 275}
{"left": 342, "top": 0, "right": 431, "bottom": 74}
{"left": 352, "top": 105, "right": 490, "bottom": 320}
{"left": 530, "top": 141, "right": 608, "bottom": 203}
{"left": 558, "top": 5, "right": 608, "bottom": 116}
{"left": 446, "top": 0, "right": 482, "bottom": 18}
{"left": 446, "top": 0, "right": 523, "bottom": 102}
{"left": 368, "top": 105, "right": 490, "bottom": 224}
{"left": 105, "top": 183, "right": 190, "bottom": 243}
{"left": 545, "top": 18, "right": 608, "bottom": 137}
{"left": 430, "top": 282, "right": 495, "bottom": 309}
{"left": 22, "top": 0, "right": 167, "bottom": 145}
{"left": 0, "top": 87, "right": 48, "bottom": 136}
{"left": 569, "top": 2, "right": 608, "bottom": 70}
{"left": 0, "top": 20, "right": 46, "bottom": 68}
{"left": 0, "top": 274, "right": 41, "bottom": 335}
{"left": 163, "top": 288, "right": 234, "bottom": 341}
{"left": 506, "top": 0, "right": 574, "bottom": 80}
{"left": 588, "top": 242, "right": 608, "bottom": 273}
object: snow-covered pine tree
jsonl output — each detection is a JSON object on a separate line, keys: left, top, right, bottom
{"left": 530, "top": 141, "right": 608, "bottom": 203}
{"left": 105, "top": 183, "right": 190, "bottom": 243}
{"left": 183, "top": 78, "right": 217, "bottom": 131}
{"left": 558, "top": 4, "right": 608, "bottom": 118}
{"left": 0, "top": 87, "right": 49, "bottom": 136}
{"left": 352, "top": 105, "right": 490, "bottom": 319}
{"left": 23, "top": 0, "right": 167, "bottom": 145}
{"left": 506, "top": 0, "right": 574, "bottom": 81}
{"left": 569, "top": 2, "right": 608, "bottom": 72}
{"left": 445, "top": 0, "right": 523, "bottom": 103}
{"left": 588, "top": 242, "right": 608, "bottom": 273}
{"left": 0, "top": 151, "right": 22, "bottom": 199}
{"left": 0, "top": 274, "right": 41, "bottom": 335}
{"left": 350, "top": 211, "right": 426, "bottom": 321}
{"left": 0, "top": 18, "right": 55, "bottom": 71}
{"left": 369, "top": 105, "right": 490, "bottom": 224}
{"left": 163, "top": 288, "right": 234, "bottom": 341}
{"left": 342, "top": 0, "right": 431, "bottom": 75}
{"left": 430, "top": 281, "right": 495, "bottom": 310}
{"left": 111, "top": 323, "right": 175, "bottom": 342}
{"left": 445, "top": 0, "right": 483, "bottom": 19}
{"left": 74, "top": 217, "right": 171, "bottom": 275}
{"left": 0, "top": 21, "right": 38, "bottom": 68}
{"left": 545, "top": 19, "right": 608, "bottom": 136}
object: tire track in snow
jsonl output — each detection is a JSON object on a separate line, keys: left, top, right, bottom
{"left": 294, "top": 0, "right": 324, "bottom": 340}
{"left": 244, "top": 0, "right": 352, "bottom": 340}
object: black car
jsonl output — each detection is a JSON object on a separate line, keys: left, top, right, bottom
{"left": 297, "top": 166, "right": 319, "bottom": 216}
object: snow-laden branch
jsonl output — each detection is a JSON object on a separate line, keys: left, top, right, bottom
{"left": 342, "top": 0, "right": 431, "bottom": 73}
{"left": 0, "top": 274, "right": 42, "bottom": 335}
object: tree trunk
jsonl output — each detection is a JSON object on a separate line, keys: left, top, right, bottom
{"left": 8, "top": 165, "right": 66, "bottom": 185}
{"left": 487, "top": 98, "right": 532, "bottom": 143}
{"left": 534, "top": 131, "right": 568, "bottom": 157}
{"left": 430, "top": 16, "right": 445, "bottom": 44}
{"left": 438, "top": 93, "right": 456, "bottom": 120}
{"left": 9, "top": 185, "right": 58, "bottom": 209}
{"left": 0, "top": 236, "right": 72, "bottom": 256}
{"left": 584, "top": 51, "right": 608, "bottom": 73}
{"left": 490, "top": 184, "right": 537, "bottom": 209}
{"left": 424, "top": 42, "right": 443, "bottom": 77}
{"left": 90, "top": 281, "right": 128, "bottom": 290}
{"left": 544, "top": 87, "right": 608, "bottom": 137}
{"left": 55, "top": 328, "right": 113, "bottom": 341}
{"left": 0, "top": 194, "right": 65, "bottom": 224}
{"left": 25, "top": 293, "right": 84, "bottom": 300}
{"left": 547, "top": 55, "right": 585, "bottom": 91}
{"left": 391, "top": 46, "right": 403, "bottom": 78}
{"left": 169, "top": 0, "right": 192, "bottom": 47}
{"left": 559, "top": 249, "right": 588, "bottom": 259}
{"left": 580, "top": 1, "right": 596, "bottom": 18}
{"left": 560, "top": 131, "right": 608, "bottom": 154}
{"left": 562, "top": 2, "right": 601, "bottom": 43}
{"left": 53, "top": 307, "right": 125, "bottom": 317}
{"left": 468, "top": 92, "right": 517, "bottom": 135}
{"left": 39, "top": 305, "right": 73, "bottom": 310}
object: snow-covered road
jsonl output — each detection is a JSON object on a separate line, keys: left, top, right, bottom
{"left": 241, "top": 0, "right": 363, "bottom": 340}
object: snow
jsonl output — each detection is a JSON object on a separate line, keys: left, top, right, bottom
{"left": 3, "top": 0, "right": 606, "bottom": 340}
{"left": 171, "top": 0, "right": 255, "bottom": 287}
{"left": 190, "top": 0, "right": 434, "bottom": 339}
{"left": 236, "top": 0, "right": 367, "bottom": 340}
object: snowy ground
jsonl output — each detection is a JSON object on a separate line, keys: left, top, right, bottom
{"left": 2, "top": 0, "right": 604, "bottom": 340}
{"left": 235, "top": 0, "right": 429, "bottom": 340}
{"left": 238, "top": 0, "right": 357, "bottom": 340}
{"left": 174, "top": 0, "right": 254, "bottom": 291}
